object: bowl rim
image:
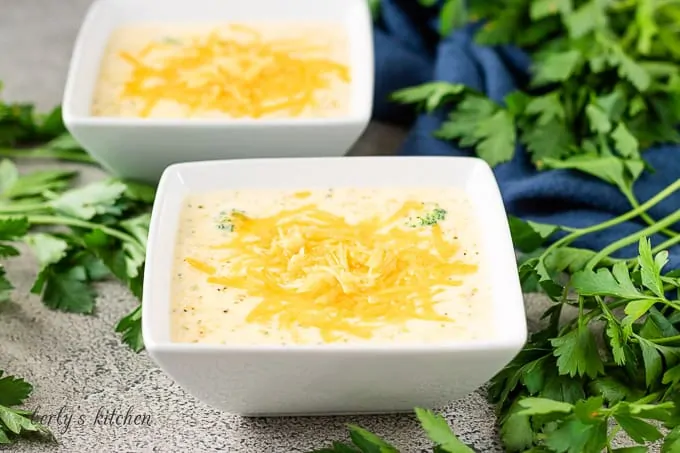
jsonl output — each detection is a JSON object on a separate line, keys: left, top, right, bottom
{"left": 61, "top": 0, "right": 374, "bottom": 127}
{"left": 141, "top": 156, "right": 528, "bottom": 354}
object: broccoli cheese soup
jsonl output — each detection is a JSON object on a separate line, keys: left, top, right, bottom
{"left": 91, "top": 22, "right": 351, "bottom": 119}
{"left": 170, "top": 188, "right": 493, "bottom": 345}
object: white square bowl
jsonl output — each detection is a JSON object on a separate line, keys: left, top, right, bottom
{"left": 62, "top": 0, "right": 373, "bottom": 184}
{"left": 142, "top": 156, "right": 527, "bottom": 416}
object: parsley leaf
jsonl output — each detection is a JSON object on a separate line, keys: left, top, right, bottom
{"left": 637, "top": 337, "right": 665, "bottom": 389}
{"left": 532, "top": 50, "right": 584, "bottom": 85}
{"left": 663, "top": 426, "right": 680, "bottom": 453}
{"left": 390, "top": 82, "right": 466, "bottom": 113}
{"left": 115, "top": 305, "right": 143, "bottom": 353}
{"left": 24, "top": 233, "right": 68, "bottom": 269}
{"left": 638, "top": 238, "right": 668, "bottom": 298}
{"left": 0, "top": 372, "right": 32, "bottom": 407}
{"left": 508, "top": 216, "right": 560, "bottom": 253}
{"left": 415, "top": 408, "right": 474, "bottom": 453}
{"left": 50, "top": 179, "right": 127, "bottom": 220}
{"left": 33, "top": 266, "right": 96, "bottom": 314}
{"left": 613, "top": 414, "right": 663, "bottom": 444}
{"left": 0, "top": 217, "right": 28, "bottom": 258}
{"left": 1, "top": 167, "right": 76, "bottom": 200}
{"left": 347, "top": 425, "right": 399, "bottom": 453}
{"left": 0, "top": 217, "right": 29, "bottom": 241}
{"left": 600, "top": 305, "right": 628, "bottom": 366}
{"left": 541, "top": 156, "right": 642, "bottom": 193}
{"left": 544, "top": 416, "right": 608, "bottom": 453}
{"left": 612, "top": 123, "right": 640, "bottom": 158}
{"left": 0, "top": 369, "right": 52, "bottom": 445}
{"left": 551, "top": 323, "right": 605, "bottom": 379}
{"left": 0, "top": 404, "right": 50, "bottom": 443}
{"left": 530, "top": 0, "right": 572, "bottom": 20}
{"left": 0, "top": 268, "right": 12, "bottom": 304}
{"left": 515, "top": 397, "right": 574, "bottom": 416}
{"left": 544, "top": 247, "right": 617, "bottom": 275}
{"left": 520, "top": 118, "right": 574, "bottom": 163}
{"left": 571, "top": 262, "right": 650, "bottom": 300}
{"left": 436, "top": 95, "right": 516, "bottom": 166}
{"left": 438, "top": 0, "right": 467, "bottom": 36}
{"left": 498, "top": 401, "right": 534, "bottom": 452}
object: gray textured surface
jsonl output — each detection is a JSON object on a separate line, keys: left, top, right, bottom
{"left": 0, "top": 1, "right": 554, "bottom": 452}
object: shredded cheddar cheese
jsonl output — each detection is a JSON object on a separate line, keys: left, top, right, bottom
{"left": 184, "top": 201, "right": 478, "bottom": 342}
{"left": 184, "top": 257, "right": 216, "bottom": 275}
{"left": 115, "top": 24, "right": 351, "bottom": 118}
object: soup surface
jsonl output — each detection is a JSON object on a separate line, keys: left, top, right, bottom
{"left": 170, "top": 188, "right": 493, "bottom": 345}
{"left": 91, "top": 22, "right": 350, "bottom": 119}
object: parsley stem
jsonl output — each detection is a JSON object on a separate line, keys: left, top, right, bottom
{"left": 0, "top": 204, "right": 49, "bottom": 214}
{"left": 0, "top": 148, "right": 96, "bottom": 164}
{"left": 563, "top": 298, "right": 628, "bottom": 332}
{"left": 542, "top": 178, "right": 680, "bottom": 259}
{"left": 24, "top": 215, "right": 138, "bottom": 245}
{"left": 652, "top": 334, "right": 680, "bottom": 344}
{"left": 652, "top": 233, "right": 680, "bottom": 254}
{"left": 621, "top": 186, "right": 678, "bottom": 239}
{"left": 586, "top": 209, "right": 680, "bottom": 270}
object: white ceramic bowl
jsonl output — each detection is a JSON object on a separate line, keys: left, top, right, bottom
{"left": 142, "top": 156, "right": 527, "bottom": 416}
{"left": 62, "top": 0, "right": 374, "bottom": 184}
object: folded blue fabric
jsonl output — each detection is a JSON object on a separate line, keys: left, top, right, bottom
{"left": 371, "top": 0, "right": 680, "bottom": 270}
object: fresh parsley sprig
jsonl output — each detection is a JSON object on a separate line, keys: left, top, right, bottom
{"left": 489, "top": 175, "right": 680, "bottom": 451}
{"left": 0, "top": 370, "right": 53, "bottom": 445}
{"left": 0, "top": 83, "right": 152, "bottom": 352}
{"left": 0, "top": 161, "right": 152, "bottom": 351}
{"left": 0, "top": 83, "right": 94, "bottom": 164}
{"left": 353, "top": 1, "right": 680, "bottom": 450}
{"left": 511, "top": 237, "right": 680, "bottom": 438}
{"left": 395, "top": 0, "right": 680, "bottom": 240}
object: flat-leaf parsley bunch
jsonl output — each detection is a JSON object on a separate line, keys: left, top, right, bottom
{"left": 0, "top": 96, "right": 153, "bottom": 352}
{"left": 322, "top": 0, "right": 680, "bottom": 452}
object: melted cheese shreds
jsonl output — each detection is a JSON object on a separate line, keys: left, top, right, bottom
{"left": 184, "top": 257, "right": 216, "bottom": 275}
{"left": 190, "top": 202, "right": 478, "bottom": 342}
{"left": 116, "top": 24, "right": 350, "bottom": 118}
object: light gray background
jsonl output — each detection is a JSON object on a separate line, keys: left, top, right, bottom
{"left": 0, "top": 1, "right": 564, "bottom": 452}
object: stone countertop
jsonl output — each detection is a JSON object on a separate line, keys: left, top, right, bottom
{"left": 0, "top": 1, "right": 549, "bottom": 451}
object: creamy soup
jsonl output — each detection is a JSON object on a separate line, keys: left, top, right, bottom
{"left": 169, "top": 188, "right": 494, "bottom": 345}
{"left": 91, "top": 22, "right": 350, "bottom": 119}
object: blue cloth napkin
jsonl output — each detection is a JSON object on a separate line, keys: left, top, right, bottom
{"left": 371, "top": 0, "right": 680, "bottom": 270}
